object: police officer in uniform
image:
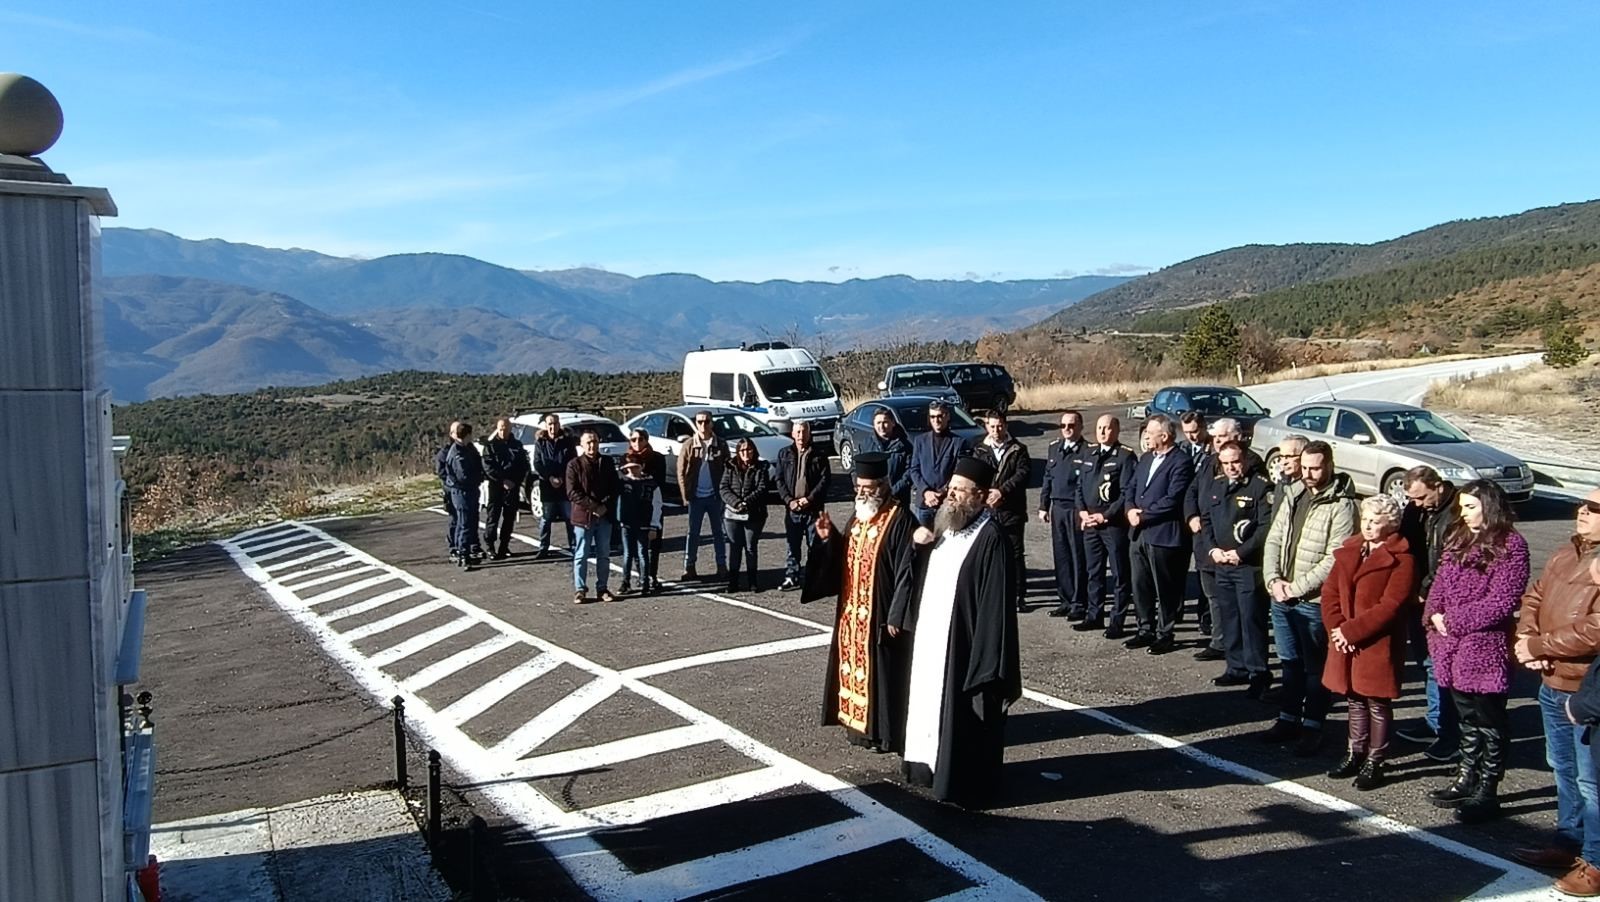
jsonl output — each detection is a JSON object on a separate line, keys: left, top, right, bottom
{"left": 1075, "top": 414, "right": 1138, "bottom": 636}
{"left": 1040, "top": 410, "right": 1090, "bottom": 618}
{"left": 1198, "top": 440, "right": 1275, "bottom": 696}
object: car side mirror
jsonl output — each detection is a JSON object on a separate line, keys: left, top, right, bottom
{"left": 877, "top": 381, "right": 887, "bottom": 392}
{"left": 1261, "top": 408, "right": 1271, "bottom": 416}
{"left": 1353, "top": 433, "right": 1375, "bottom": 445}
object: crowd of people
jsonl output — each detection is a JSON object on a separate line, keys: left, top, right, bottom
{"left": 434, "top": 405, "right": 1600, "bottom": 893}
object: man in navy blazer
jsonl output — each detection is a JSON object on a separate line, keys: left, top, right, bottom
{"left": 1125, "top": 414, "right": 1195, "bottom": 655}
{"left": 907, "top": 400, "right": 974, "bottom": 528}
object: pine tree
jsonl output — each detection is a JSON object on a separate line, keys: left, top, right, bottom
{"left": 1542, "top": 322, "right": 1590, "bottom": 369}
{"left": 1181, "top": 305, "right": 1241, "bottom": 375}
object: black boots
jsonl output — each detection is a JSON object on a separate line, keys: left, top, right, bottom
{"left": 1328, "top": 751, "right": 1366, "bottom": 779}
{"left": 1428, "top": 725, "right": 1481, "bottom": 809}
{"left": 1353, "top": 758, "right": 1385, "bottom": 791}
{"left": 1457, "top": 724, "right": 1505, "bottom": 823}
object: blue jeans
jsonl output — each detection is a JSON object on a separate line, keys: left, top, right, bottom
{"left": 447, "top": 488, "right": 479, "bottom": 555}
{"left": 1423, "top": 657, "right": 1460, "bottom": 742}
{"left": 1541, "top": 684, "right": 1600, "bottom": 866}
{"left": 1271, "top": 600, "right": 1330, "bottom": 728}
{"left": 684, "top": 493, "right": 727, "bottom": 571}
{"left": 783, "top": 509, "right": 816, "bottom": 580}
{"left": 538, "top": 500, "right": 573, "bottom": 551}
{"left": 572, "top": 519, "right": 612, "bottom": 593}
{"left": 620, "top": 525, "right": 653, "bottom": 585}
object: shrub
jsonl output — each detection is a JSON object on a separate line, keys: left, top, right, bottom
{"left": 1543, "top": 322, "right": 1591, "bottom": 368}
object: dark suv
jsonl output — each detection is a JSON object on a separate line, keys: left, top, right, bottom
{"left": 943, "top": 362, "right": 1015, "bottom": 414}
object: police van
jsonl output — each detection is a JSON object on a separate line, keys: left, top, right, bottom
{"left": 681, "top": 342, "right": 844, "bottom": 453}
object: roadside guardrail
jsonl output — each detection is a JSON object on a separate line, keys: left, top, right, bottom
{"left": 1525, "top": 457, "right": 1600, "bottom": 497}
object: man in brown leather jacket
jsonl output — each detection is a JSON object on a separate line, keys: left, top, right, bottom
{"left": 1511, "top": 489, "right": 1600, "bottom": 894}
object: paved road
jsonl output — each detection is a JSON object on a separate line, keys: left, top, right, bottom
{"left": 1243, "top": 353, "right": 1543, "bottom": 412}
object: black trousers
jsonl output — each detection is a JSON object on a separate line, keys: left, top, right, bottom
{"left": 1083, "top": 523, "right": 1132, "bottom": 624}
{"left": 1048, "top": 501, "right": 1088, "bottom": 614}
{"left": 1450, "top": 689, "right": 1509, "bottom": 778}
{"left": 1131, "top": 537, "right": 1188, "bottom": 640}
{"left": 483, "top": 481, "right": 519, "bottom": 554}
{"left": 1001, "top": 521, "right": 1027, "bottom": 609}
{"left": 1213, "top": 564, "right": 1269, "bottom": 677}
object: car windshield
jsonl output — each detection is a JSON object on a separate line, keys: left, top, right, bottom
{"left": 896, "top": 404, "right": 979, "bottom": 433}
{"left": 756, "top": 367, "right": 836, "bottom": 403}
{"left": 1185, "top": 389, "right": 1266, "bottom": 417}
{"left": 708, "top": 411, "right": 777, "bottom": 438}
{"left": 1369, "top": 409, "right": 1470, "bottom": 445}
{"left": 893, "top": 367, "right": 950, "bottom": 389}
{"left": 568, "top": 421, "right": 628, "bottom": 444}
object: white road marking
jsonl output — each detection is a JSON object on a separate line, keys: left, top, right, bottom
{"left": 219, "top": 522, "right": 1039, "bottom": 902}
{"left": 300, "top": 573, "right": 404, "bottom": 607}
{"left": 263, "top": 546, "right": 345, "bottom": 573}
{"left": 492, "top": 677, "right": 622, "bottom": 760}
{"left": 233, "top": 532, "right": 315, "bottom": 554}
{"left": 367, "top": 616, "right": 477, "bottom": 668}
{"left": 322, "top": 587, "right": 424, "bottom": 623}
{"left": 249, "top": 540, "right": 328, "bottom": 563}
{"left": 276, "top": 563, "right": 380, "bottom": 593}
{"left": 508, "top": 724, "right": 719, "bottom": 779}
{"left": 558, "top": 766, "right": 793, "bottom": 830}
{"left": 230, "top": 522, "right": 302, "bottom": 543}
{"left": 337, "top": 599, "right": 448, "bottom": 642}
{"left": 622, "top": 634, "right": 833, "bottom": 680}
{"left": 439, "top": 656, "right": 562, "bottom": 726}
{"left": 402, "top": 635, "right": 521, "bottom": 692}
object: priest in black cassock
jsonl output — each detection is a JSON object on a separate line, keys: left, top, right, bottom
{"left": 802, "top": 452, "right": 920, "bottom": 753}
{"left": 900, "top": 455, "right": 1022, "bottom": 809}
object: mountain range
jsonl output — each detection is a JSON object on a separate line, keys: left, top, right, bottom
{"left": 98, "top": 228, "right": 1127, "bottom": 400}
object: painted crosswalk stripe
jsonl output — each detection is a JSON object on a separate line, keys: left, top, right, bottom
{"left": 277, "top": 563, "right": 381, "bottom": 593}
{"left": 557, "top": 766, "right": 793, "bottom": 830}
{"left": 621, "top": 634, "right": 833, "bottom": 680}
{"left": 323, "top": 587, "right": 425, "bottom": 623}
{"left": 508, "top": 724, "right": 719, "bottom": 780}
{"left": 230, "top": 522, "right": 300, "bottom": 542}
{"left": 235, "top": 532, "right": 314, "bottom": 554}
{"left": 438, "top": 655, "right": 562, "bottom": 726}
{"left": 492, "top": 677, "right": 621, "bottom": 760}
{"left": 263, "top": 546, "right": 345, "bottom": 573}
{"left": 250, "top": 540, "right": 327, "bottom": 563}
{"left": 301, "top": 573, "right": 404, "bottom": 607}
{"left": 368, "top": 617, "right": 477, "bottom": 668}
{"left": 338, "top": 599, "right": 448, "bottom": 642}
{"left": 402, "top": 635, "right": 521, "bottom": 692}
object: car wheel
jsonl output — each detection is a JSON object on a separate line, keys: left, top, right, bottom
{"left": 838, "top": 438, "right": 854, "bottom": 471}
{"left": 1263, "top": 450, "right": 1279, "bottom": 478}
{"left": 1381, "top": 469, "right": 1406, "bottom": 498}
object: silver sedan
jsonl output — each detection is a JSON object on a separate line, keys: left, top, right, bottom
{"left": 1250, "top": 399, "right": 1535, "bottom": 502}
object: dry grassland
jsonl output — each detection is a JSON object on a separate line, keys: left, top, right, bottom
{"left": 1425, "top": 362, "right": 1589, "bottom": 416}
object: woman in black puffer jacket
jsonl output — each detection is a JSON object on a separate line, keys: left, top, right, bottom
{"left": 720, "top": 438, "right": 773, "bottom": 594}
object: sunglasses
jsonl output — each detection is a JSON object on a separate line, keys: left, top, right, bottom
{"left": 1579, "top": 500, "right": 1600, "bottom": 516}
{"left": 695, "top": 418, "right": 711, "bottom": 425}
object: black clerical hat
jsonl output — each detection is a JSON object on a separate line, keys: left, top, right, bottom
{"left": 853, "top": 452, "right": 890, "bottom": 480}
{"left": 952, "top": 454, "right": 995, "bottom": 490}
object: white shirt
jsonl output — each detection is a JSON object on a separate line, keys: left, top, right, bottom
{"left": 1145, "top": 449, "right": 1171, "bottom": 487}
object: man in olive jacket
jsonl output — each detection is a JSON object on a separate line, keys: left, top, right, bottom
{"left": 1259, "top": 440, "right": 1358, "bottom": 755}
{"left": 1510, "top": 489, "right": 1600, "bottom": 887}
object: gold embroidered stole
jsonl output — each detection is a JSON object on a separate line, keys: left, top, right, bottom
{"left": 836, "top": 506, "right": 897, "bottom": 733}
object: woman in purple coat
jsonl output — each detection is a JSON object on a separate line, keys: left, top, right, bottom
{"left": 1423, "top": 479, "right": 1531, "bottom": 823}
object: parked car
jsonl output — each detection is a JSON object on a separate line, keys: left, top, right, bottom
{"left": 836, "top": 395, "right": 985, "bottom": 471}
{"left": 1250, "top": 400, "right": 1535, "bottom": 502}
{"left": 622, "top": 405, "right": 790, "bottom": 497}
{"left": 481, "top": 411, "right": 629, "bottom": 509}
{"left": 1130, "top": 385, "right": 1272, "bottom": 439}
{"left": 878, "top": 363, "right": 963, "bottom": 407}
{"left": 943, "top": 362, "right": 1016, "bottom": 414}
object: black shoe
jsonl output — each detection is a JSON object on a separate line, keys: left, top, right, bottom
{"left": 1293, "top": 728, "right": 1324, "bottom": 757}
{"left": 1194, "top": 647, "right": 1226, "bottom": 662}
{"left": 1047, "top": 607, "right": 1072, "bottom": 618}
{"left": 1246, "top": 674, "right": 1273, "bottom": 699}
{"left": 1456, "top": 780, "right": 1502, "bottom": 823}
{"left": 1073, "top": 618, "right": 1106, "bottom": 632}
{"left": 750, "top": 579, "right": 764, "bottom": 594}
{"left": 1212, "top": 672, "right": 1250, "bottom": 687}
{"left": 1423, "top": 737, "right": 1460, "bottom": 762}
{"left": 1069, "top": 611, "right": 1088, "bottom": 622}
{"left": 491, "top": 550, "right": 509, "bottom": 560}
{"left": 1147, "top": 636, "right": 1178, "bottom": 655}
{"left": 1259, "top": 720, "right": 1300, "bottom": 743}
{"left": 1353, "top": 758, "right": 1386, "bottom": 791}
{"left": 779, "top": 576, "right": 800, "bottom": 592}
{"left": 1328, "top": 751, "right": 1367, "bottom": 779}
{"left": 1259, "top": 685, "right": 1285, "bottom": 703}
{"left": 1123, "top": 632, "right": 1155, "bottom": 649}
{"left": 619, "top": 581, "right": 633, "bottom": 595}
{"left": 1102, "top": 624, "right": 1126, "bottom": 640}
{"left": 681, "top": 568, "right": 698, "bottom": 581}
{"left": 727, "top": 579, "right": 740, "bottom": 594}
{"left": 533, "top": 547, "right": 548, "bottom": 560}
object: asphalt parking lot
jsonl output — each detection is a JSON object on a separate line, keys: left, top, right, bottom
{"left": 139, "top": 410, "right": 1587, "bottom": 901}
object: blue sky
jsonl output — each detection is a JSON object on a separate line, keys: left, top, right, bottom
{"left": 5, "top": 2, "right": 1598, "bottom": 282}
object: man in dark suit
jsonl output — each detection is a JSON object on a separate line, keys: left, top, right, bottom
{"left": 907, "top": 400, "right": 974, "bottom": 529}
{"left": 1039, "top": 410, "right": 1089, "bottom": 619}
{"left": 1125, "top": 414, "right": 1195, "bottom": 655}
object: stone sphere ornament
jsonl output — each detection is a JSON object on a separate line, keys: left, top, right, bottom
{"left": 0, "top": 73, "right": 65, "bottom": 157}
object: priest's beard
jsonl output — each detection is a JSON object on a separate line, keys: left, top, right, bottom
{"left": 933, "top": 493, "right": 984, "bottom": 536}
{"left": 854, "top": 494, "right": 885, "bottom": 521}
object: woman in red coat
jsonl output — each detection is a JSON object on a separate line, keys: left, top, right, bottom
{"left": 1323, "top": 493, "right": 1419, "bottom": 790}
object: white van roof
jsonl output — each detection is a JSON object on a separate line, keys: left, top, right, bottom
{"left": 685, "top": 346, "right": 820, "bottom": 371}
